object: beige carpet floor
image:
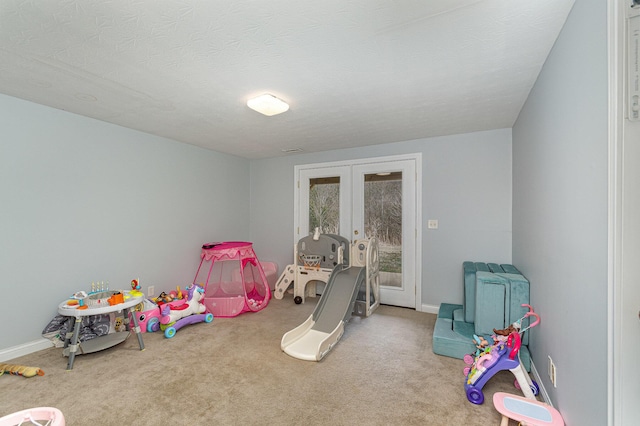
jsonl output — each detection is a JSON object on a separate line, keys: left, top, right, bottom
{"left": 1, "top": 295, "right": 525, "bottom": 425}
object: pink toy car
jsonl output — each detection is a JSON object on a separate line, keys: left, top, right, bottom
{"left": 128, "top": 298, "right": 162, "bottom": 333}
{"left": 129, "top": 297, "right": 182, "bottom": 333}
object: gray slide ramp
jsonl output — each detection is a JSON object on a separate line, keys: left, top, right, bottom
{"left": 281, "top": 265, "right": 366, "bottom": 361}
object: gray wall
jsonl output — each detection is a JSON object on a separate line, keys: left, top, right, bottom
{"left": 249, "top": 128, "right": 513, "bottom": 310}
{"left": 0, "top": 95, "right": 512, "bottom": 351}
{"left": 512, "top": 0, "right": 607, "bottom": 424}
{"left": 0, "top": 94, "right": 250, "bottom": 352}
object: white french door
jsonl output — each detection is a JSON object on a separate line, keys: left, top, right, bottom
{"left": 611, "top": 4, "right": 640, "bottom": 424}
{"left": 352, "top": 160, "right": 417, "bottom": 307}
{"left": 295, "top": 154, "right": 421, "bottom": 309}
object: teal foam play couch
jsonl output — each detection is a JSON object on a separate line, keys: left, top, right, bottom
{"left": 433, "top": 262, "right": 532, "bottom": 371}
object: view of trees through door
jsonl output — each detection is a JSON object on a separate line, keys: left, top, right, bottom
{"left": 309, "top": 173, "right": 402, "bottom": 287}
{"left": 309, "top": 177, "right": 340, "bottom": 234}
{"left": 364, "top": 172, "right": 402, "bottom": 286}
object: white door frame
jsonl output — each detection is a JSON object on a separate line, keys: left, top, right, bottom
{"left": 608, "top": 1, "right": 639, "bottom": 424}
{"left": 294, "top": 153, "right": 422, "bottom": 311}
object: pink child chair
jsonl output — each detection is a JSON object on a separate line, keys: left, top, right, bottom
{"left": 493, "top": 392, "right": 564, "bottom": 426}
{"left": 0, "top": 407, "right": 65, "bottom": 426}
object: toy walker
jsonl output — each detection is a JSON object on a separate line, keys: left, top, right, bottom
{"left": 146, "top": 283, "right": 213, "bottom": 338}
{"left": 464, "top": 304, "right": 540, "bottom": 405}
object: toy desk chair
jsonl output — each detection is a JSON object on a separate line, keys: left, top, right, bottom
{"left": 493, "top": 392, "right": 564, "bottom": 426}
{"left": 0, "top": 407, "right": 65, "bottom": 426}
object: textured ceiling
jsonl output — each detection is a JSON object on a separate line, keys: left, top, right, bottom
{"left": 0, "top": 0, "right": 574, "bottom": 159}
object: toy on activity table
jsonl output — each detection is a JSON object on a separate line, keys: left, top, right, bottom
{"left": 0, "top": 363, "right": 44, "bottom": 378}
{"left": 146, "top": 283, "right": 213, "bottom": 338}
{"left": 90, "top": 281, "right": 109, "bottom": 293}
{"left": 130, "top": 278, "right": 145, "bottom": 298}
{"left": 464, "top": 304, "right": 540, "bottom": 405}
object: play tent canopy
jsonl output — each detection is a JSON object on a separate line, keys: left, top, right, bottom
{"left": 194, "top": 241, "right": 271, "bottom": 317}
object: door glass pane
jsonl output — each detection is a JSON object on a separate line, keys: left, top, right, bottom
{"left": 309, "top": 176, "right": 340, "bottom": 234}
{"left": 364, "top": 172, "right": 402, "bottom": 288}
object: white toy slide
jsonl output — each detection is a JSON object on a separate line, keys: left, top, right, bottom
{"left": 281, "top": 266, "right": 366, "bottom": 361}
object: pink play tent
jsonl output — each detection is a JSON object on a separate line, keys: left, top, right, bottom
{"left": 194, "top": 241, "right": 271, "bottom": 317}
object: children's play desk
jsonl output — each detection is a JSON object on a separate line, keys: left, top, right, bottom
{"left": 57, "top": 291, "right": 145, "bottom": 370}
{"left": 493, "top": 392, "right": 564, "bottom": 426}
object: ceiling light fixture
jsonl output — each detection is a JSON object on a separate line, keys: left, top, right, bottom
{"left": 247, "top": 94, "right": 289, "bottom": 116}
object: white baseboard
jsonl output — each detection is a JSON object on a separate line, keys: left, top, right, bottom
{"left": 530, "top": 360, "right": 553, "bottom": 407}
{"left": 0, "top": 339, "right": 53, "bottom": 363}
{"left": 420, "top": 303, "right": 439, "bottom": 314}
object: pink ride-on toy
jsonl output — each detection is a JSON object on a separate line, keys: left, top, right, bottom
{"left": 464, "top": 304, "right": 541, "bottom": 405}
{"left": 146, "top": 283, "right": 213, "bottom": 338}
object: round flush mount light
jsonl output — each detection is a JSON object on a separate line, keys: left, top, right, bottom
{"left": 247, "top": 94, "right": 289, "bottom": 116}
